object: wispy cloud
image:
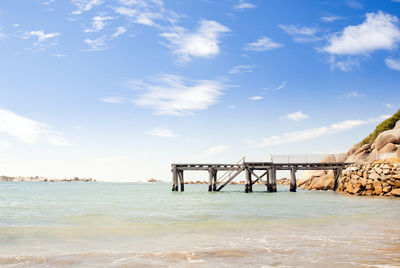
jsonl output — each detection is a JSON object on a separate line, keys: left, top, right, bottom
{"left": 229, "top": 65, "right": 255, "bottom": 74}
{"left": 147, "top": 127, "right": 177, "bottom": 138}
{"left": 100, "top": 96, "right": 126, "bottom": 103}
{"left": 338, "top": 91, "right": 365, "bottom": 99}
{"left": 385, "top": 57, "right": 400, "bottom": 71}
{"left": 0, "top": 27, "right": 6, "bottom": 39}
{"left": 252, "top": 115, "right": 390, "bottom": 147}
{"left": 346, "top": 0, "right": 363, "bottom": 9}
{"left": 129, "top": 73, "right": 226, "bottom": 116}
{"left": 328, "top": 56, "right": 360, "bottom": 71}
{"left": 233, "top": 0, "right": 255, "bottom": 10}
{"left": 275, "top": 81, "right": 287, "bottom": 91}
{"left": 205, "top": 145, "right": 227, "bottom": 154}
{"left": 84, "top": 35, "right": 107, "bottom": 51}
{"left": 0, "top": 108, "right": 70, "bottom": 146}
{"left": 383, "top": 103, "right": 395, "bottom": 109}
{"left": 71, "top": 0, "right": 104, "bottom": 15}
{"left": 160, "top": 20, "right": 230, "bottom": 62}
{"left": 279, "top": 25, "right": 320, "bottom": 43}
{"left": 321, "top": 16, "right": 343, "bottom": 23}
{"left": 84, "top": 15, "right": 115, "bottom": 32}
{"left": 284, "top": 111, "right": 309, "bottom": 121}
{"left": 111, "top": 26, "right": 126, "bottom": 38}
{"left": 244, "top": 36, "right": 282, "bottom": 51}
{"left": 23, "top": 30, "right": 60, "bottom": 50}
{"left": 249, "top": 96, "right": 263, "bottom": 101}
{"left": 25, "top": 30, "right": 60, "bottom": 42}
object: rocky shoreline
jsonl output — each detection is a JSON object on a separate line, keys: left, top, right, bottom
{"left": 337, "top": 161, "right": 400, "bottom": 197}
{"left": 0, "top": 176, "right": 96, "bottom": 182}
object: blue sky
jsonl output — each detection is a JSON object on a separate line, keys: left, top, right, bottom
{"left": 0, "top": 0, "right": 400, "bottom": 181}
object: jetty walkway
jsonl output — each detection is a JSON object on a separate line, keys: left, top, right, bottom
{"left": 171, "top": 154, "right": 352, "bottom": 193}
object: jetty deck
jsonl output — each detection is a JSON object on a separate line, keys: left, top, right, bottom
{"left": 171, "top": 155, "right": 352, "bottom": 193}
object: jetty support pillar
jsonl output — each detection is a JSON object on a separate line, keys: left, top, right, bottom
{"left": 212, "top": 169, "right": 217, "bottom": 191}
{"left": 178, "top": 170, "right": 184, "bottom": 192}
{"left": 270, "top": 166, "right": 277, "bottom": 192}
{"left": 172, "top": 166, "right": 178, "bottom": 191}
{"left": 290, "top": 167, "right": 297, "bottom": 192}
{"left": 333, "top": 168, "right": 342, "bottom": 191}
{"left": 208, "top": 167, "right": 215, "bottom": 192}
{"left": 245, "top": 168, "right": 252, "bottom": 193}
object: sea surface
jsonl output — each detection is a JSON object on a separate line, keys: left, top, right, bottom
{"left": 1, "top": 182, "right": 400, "bottom": 267}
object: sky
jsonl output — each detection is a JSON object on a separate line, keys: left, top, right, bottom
{"left": 0, "top": 0, "right": 400, "bottom": 181}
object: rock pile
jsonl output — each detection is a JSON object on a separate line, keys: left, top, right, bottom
{"left": 337, "top": 162, "right": 400, "bottom": 196}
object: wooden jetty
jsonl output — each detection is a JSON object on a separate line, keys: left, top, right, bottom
{"left": 171, "top": 155, "right": 351, "bottom": 193}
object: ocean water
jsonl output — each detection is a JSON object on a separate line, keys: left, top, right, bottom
{"left": 1, "top": 182, "right": 400, "bottom": 267}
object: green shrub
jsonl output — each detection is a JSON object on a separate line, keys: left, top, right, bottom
{"left": 360, "top": 109, "right": 400, "bottom": 146}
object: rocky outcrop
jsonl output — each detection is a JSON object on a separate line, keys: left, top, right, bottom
{"left": 337, "top": 162, "right": 400, "bottom": 197}
{"left": 347, "top": 120, "right": 400, "bottom": 162}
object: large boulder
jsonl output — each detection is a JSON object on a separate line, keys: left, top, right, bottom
{"left": 374, "top": 123, "right": 400, "bottom": 151}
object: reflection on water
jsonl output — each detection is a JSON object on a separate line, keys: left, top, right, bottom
{"left": 1, "top": 182, "right": 400, "bottom": 267}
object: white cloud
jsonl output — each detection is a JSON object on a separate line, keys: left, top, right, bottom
{"left": 229, "top": 65, "right": 255, "bottom": 74}
{"left": 26, "top": 30, "right": 60, "bottom": 42}
{"left": 385, "top": 57, "right": 400, "bottom": 70}
{"left": 160, "top": 20, "right": 230, "bottom": 62}
{"left": 71, "top": 0, "right": 104, "bottom": 15}
{"left": 84, "top": 16, "right": 115, "bottom": 32}
{"left": 12, "top": 24, "right": 20, "bottom": 27}
{"left": 41, "top": 0, "right": 55, "bottom": 5}
{"left": 256, "top": 115, "right": 390, "bottom": 147}
{"left": 0, "top": 108, "right": 70, "bottom": 146}
{"left": 229, "top": 105, "right": 236, "bottom": 110}
{"left": 147, "top": 127, "right": 177, "bottom": 138}
{"left": 130, "top": 73, "right": 226, "bottom": 116}
{"left": 383, "top": 103, "right": 395, "bottom": 109}
{"left": 244, "top": 36, "right": 282, "bottom": 51}
{"left": 233, "top": 0, "right": 255, "bottom": 10}
{"left": 249, "top": 96, "right": 263, "bottom": 101}
{"left": 205, "top": 145, "right": 227, "bottom": 154}
{"left": 84, "top": 35, "right": 107, "bottom": 51}
{"left": 323, "top": 11, "right": 400, "bottom": 55}
{"left": 285, "top": 111, "right": 309, "bottom": 121}
{"left": 100, "top": 96, "right": 126, "bottom": 103}
{"left": 0, "top": 140, "right": 12, "bottom": 148}
{"left": 279, "top": 25, "right": 320, "bottom": 43}
{"left": 338, "top": 91, "right": 365, "bottom": 99}
{"left": 321, "top": 16, "right": 343, "bottom": 23}
{"left": 111, "top": 26, "right": 126, "bottom": 38}
{"left": 346, "top": 0, "right": 363, "bottom": 9}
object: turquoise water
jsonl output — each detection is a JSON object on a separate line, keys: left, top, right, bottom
{"left": 1, "top": 182, "right": 400, "bottom": 267}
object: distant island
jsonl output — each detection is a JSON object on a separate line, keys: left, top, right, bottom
{"left": 0, "top": 176, "right": 96, "bottom": 182}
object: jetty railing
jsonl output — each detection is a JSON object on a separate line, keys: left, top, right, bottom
{"left": 270, "top": 154, "right": 348, "bottom": 164}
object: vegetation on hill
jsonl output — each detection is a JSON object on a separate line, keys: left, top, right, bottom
{"left": 360, "top": 109, "right": 400, "bottom": 146}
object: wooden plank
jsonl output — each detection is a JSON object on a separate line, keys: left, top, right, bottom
{"left": 216, "top": 167, "right": 245, "bottom": 191}
{"left": 172, "top": 166, "right": 177, "bottom": 191}
{"left": 248, "top": 169, "right": 269, "bottom": 191}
